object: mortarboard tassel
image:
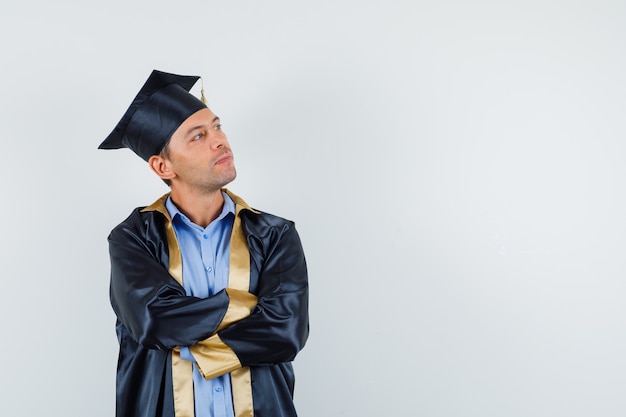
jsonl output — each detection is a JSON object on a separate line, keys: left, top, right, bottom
{"left": 200, "top": 77, "right": 207, "bottom": 104}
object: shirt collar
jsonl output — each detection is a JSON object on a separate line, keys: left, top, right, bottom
{"left": 165, "top": 191, "right": 236, "bottom": 227}
{"left": 141, "top": 188, "right": 260, "bottom": 216}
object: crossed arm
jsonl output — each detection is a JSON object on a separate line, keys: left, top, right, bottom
{"left": 108, "top": 217, "right": 309, "bottom": 379}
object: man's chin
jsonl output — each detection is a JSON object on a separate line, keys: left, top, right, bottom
{"left": 218, "top": 170, "right": 237, "bottom": 188}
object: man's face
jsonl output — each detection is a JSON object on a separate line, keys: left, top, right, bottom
{"left": 162, "top": 107, "right": 236, "bottom": 192}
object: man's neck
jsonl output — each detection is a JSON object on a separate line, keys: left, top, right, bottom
{"left": 169, "top": 187, "right": 224, "bottom": 228}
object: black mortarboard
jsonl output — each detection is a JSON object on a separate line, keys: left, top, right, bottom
{"left": 99, "top": 69, "right": 207, "bottom": 161}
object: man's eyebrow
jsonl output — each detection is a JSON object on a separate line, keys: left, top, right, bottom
{"left": 183, "top": 117, "right": 220, "bottom": 137}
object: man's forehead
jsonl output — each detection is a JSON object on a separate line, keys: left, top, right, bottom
{"left": 176, "top": 108, "right": 220, "bottom": 135}
{"left": 184, "top": 107, "right": 219, "bottom": 124}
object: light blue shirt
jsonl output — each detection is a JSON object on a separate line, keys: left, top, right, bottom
{"left": 166, "top": 192, "right": 236, "bottom": 417}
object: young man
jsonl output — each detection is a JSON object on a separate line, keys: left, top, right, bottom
{"left": 99, "top": 70, "right": 309, "bottom": 417}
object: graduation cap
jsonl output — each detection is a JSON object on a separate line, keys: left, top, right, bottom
{"left": 99, "top": 69, "right": 207, "bottom": 161}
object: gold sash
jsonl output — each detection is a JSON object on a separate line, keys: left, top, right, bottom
{"left": 142, "top": 190, "right": 257, "bottom": 417}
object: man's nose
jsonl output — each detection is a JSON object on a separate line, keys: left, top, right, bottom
{"left": 210, "top": 133, "right": 227, "bottom": 150}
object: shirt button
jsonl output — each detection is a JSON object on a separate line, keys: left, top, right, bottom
{"left": 203, "top": 234, "right": 208, "bottom": 239}
{"left": 207, "top": 266, "right": 213, "bottom": 272}
{"left": 215, "top": 387, "right": 223, "bottom": 393}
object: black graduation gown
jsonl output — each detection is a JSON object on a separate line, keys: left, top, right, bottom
{"left": 106, "top": 190, "right": 309, "bottom": 417}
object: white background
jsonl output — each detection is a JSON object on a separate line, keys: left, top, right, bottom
{"left": 1, "top": 1, "right": 626, "bottom": 416}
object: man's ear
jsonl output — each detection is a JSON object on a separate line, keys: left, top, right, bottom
{"left": 148, "top": 155, "right": 176, "bottom": 181}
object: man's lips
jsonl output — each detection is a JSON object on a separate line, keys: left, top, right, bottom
{"left": 214, "top": 153, "right": 233, "bottom": 165}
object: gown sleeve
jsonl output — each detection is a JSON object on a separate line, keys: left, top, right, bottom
{"left": 190, "top": 219, "right": 309, "bottom": 380}
{"left": 108, "top": 211, "right": 257, "bottom": 350}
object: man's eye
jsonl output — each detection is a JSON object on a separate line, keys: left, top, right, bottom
{"left": 192, "top": 133, "right": 204, "bottom": 141}
{"left": 214, "top": 124, "right": 222, "bottom": 131}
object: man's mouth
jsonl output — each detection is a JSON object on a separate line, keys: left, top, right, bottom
{"left": 215, "top": 153, "right": 233, "bottom": 165}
